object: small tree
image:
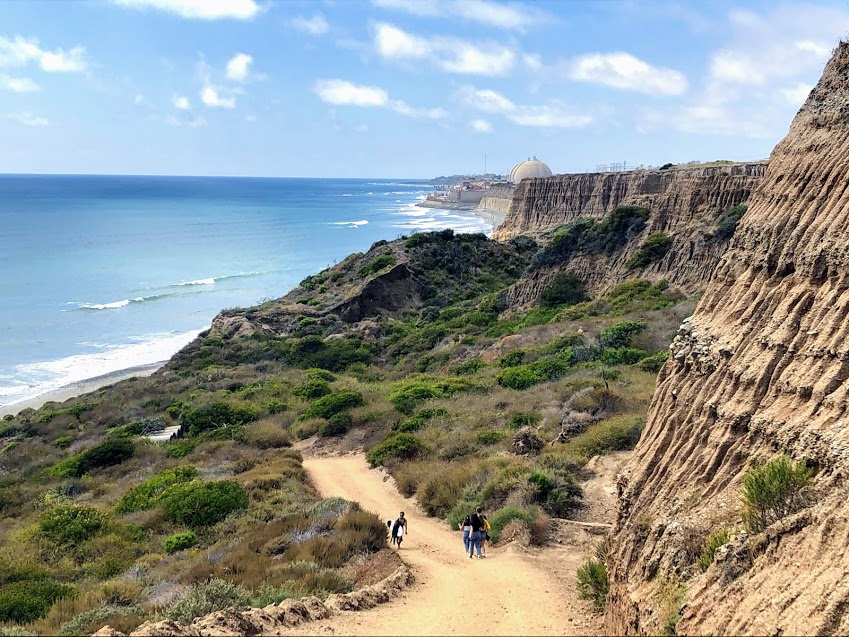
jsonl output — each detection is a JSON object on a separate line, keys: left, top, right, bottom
{"left": 539, "top": 271, "right": 588, "bottom": 308}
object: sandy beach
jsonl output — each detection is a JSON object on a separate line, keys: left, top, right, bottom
{"left": 2, "top": 361, "right": 166, "bottom": 417}
{"left": 476, "top": 208, "right": 506, "bottom": 232}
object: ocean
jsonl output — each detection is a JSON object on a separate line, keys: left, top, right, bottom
{"left": 0, "top": 175, "right": 493, "bottom": 407}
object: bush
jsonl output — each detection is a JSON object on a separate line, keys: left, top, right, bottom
{"left": 507, "top": 412, "right": 541, "bottom": 429}
{"left": 335, "top": 509, "right": 388, "bottom": 553}
{"left": 697, "top": 529, "right": 730, "bottom": 572}
{"left": 659, "top": 162, "right": 675, "bottom": 170}
{"left": 714, "top": 203, "right": 747, "bottom": 239}
{"left": 499, "top": 350, "right": 526, "bottom": 367}
{"left": 453, "top": 357, "right": 485, "bottom": 375}
{"left": 598, "top": 320, "right": 647, "bottom": 349}
{"left": 0, "top": 580, "right": 76, "bottom": 624}
{"left": 539, "top": 271, "right": 588, "bottom": 308}
{"left": 497, "top": 358, "right": 570, "bottom": 390}
{"left": 576, "top": 558, "right": 608, "bottom": 609}
{"left": 164, "top": 531, "right": 198, "bottom": 554}
{"left": 477, "top": 430, "right": 506, "bottom": 445}
{"left": 318, "top": 412, "right": 352, "bottom": 438}
{"left": 742, "top": 455, "right": 812, "bottom": 534}
{"left": 165, "top": 579, "right": 253, "bottom": 624}
{"left": 53, "top": 436, "right": 73, "bottom": 449}
{"left": 600, "top": 348, "right": 649, "bottom": 365}
{"left": 39, "top": 505, "right": 108, "bottom": 544}
{"left": 388, "top": 379, "right": 475, "bottom": 414}
{"left": 627, "top": 232, "right": 673, "bottom": 268}
{"left": 115, "top": 466, "right": 199, "bottom": 514}
{"left": 562, "top": 416, "right": 645, "bottom": 463}
{"left": 161, "top": 481, "right": 249, "bottom": 528}
{"left": 638, "top": 350, "right": 668, "bottom": 373}
{"left": 358, "top": 253, "right": 396, "bottom": 277}
{"left": 488, "top": 506, "right": 536, "bottom": 543}
{"left": 301, "top": 391, "right": 364, "bottom": 420}
{"left": 181, "top": 402, "right": 257, "bottom": 437}
{"left": 51, "top": 438, "right": 135, "bottom": 478}
{"left": 266, "top": 399, "right": 288, "bottom": 414}
{"left": 293, "top": 378, "right": 331, "bottom": 399}
{"left": 367, "top": 433, "right": 431, "bottom": 466}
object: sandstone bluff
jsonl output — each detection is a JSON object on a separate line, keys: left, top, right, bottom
{"left": 605, "top": 42, "right": 849, "bottom": 635}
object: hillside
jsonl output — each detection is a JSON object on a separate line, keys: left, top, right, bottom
{"left": 605, "top": 42, "right": 849, "bottom": 635}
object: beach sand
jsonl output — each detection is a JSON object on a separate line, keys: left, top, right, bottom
{"left": 476, "top": 208, "right": 506, "bottom": 232}
{"left": 2, "top": 362, "right": 166, "bottom": 417}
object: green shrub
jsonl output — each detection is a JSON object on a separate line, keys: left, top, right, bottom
{"left": 305, "top": 368, "right": 337, "bottom": 382}
{"left": 638, "top": 350, "right": 668, "bottom": 373}
{"left": 367, "top": 433, "right": 431, "bottom": 466}
{"left": 57, "top": 605, "right": 145, "bottom": 637}
{"left": 742, "top": 455, "right": 812, "bottom": 534}
{"left": 499, "top": 350, "right": 526, "bottom": 367}
{"left": 53, "top": 436, "right": 73, "bottom": 449}
{"left": 39, "top": 505, "right": 108, "bottom": 544}
{"left": 507, "top": 412, "right": 541, "bottom": 429}
{"left": 301, "top": 391, "right": 365, "bottom": 420}
{"left": 539, "top": 271, "right": 588, "bottom": 308}
{"left": 164, "top": 531, "right": 198, "bottom": 554}
{"left": 36, "top": 402, "right": 94, "bottom": 424}
{"left": 600, "top": 348, "right": 649, "bottom": 365}
{"left": 335, "top": 509, "right": 388, "bottom": 553}
{"left": 181, "top": 402, "right": 257, "bottom": 437}
{"left": 697, "top": 529, "right": 730, "bottom": 572}
{"left": 165, "top": 579, "right": 253, "bottom": 624}
{"left": 166, "top": 440, "right": 197, "bottom": 458}
{"left": 453, "top": 357, "right": 485, "bottom": 375}
{"left": 293, "top": 378, "right": 331, "bottom": 399}
{"left": 562, "top": 416, "right": 645, "bottom": 463}
{"left": 358, "top": 253, "right": 396, "bottom": 277}
{"left": 488, "top": 506, "right": 536, "bottom": 543}
{"left": 318, "top": 412, "right": 352, "bottom": 438}
{"left": 0, "top": 580, "right": 76, "bottom": 624}
{"left": 51, "top": 437, "right": 135, "bottom": 478}
{"left": 477, "top": 430, "right": 506, "bottom": 445}
{"left": 714, "top": 203, "right": 747, "bottom": 239}
{"left": 598, "top": 321, "right": 647, "bottom": 349}
{"left": 576, "top": 558, "right": 609, "bottom": 609}
{"left": 388, "top": 379, "right": 475, "bottom": 414}
{"left": 266, "top": 399, "right": 288, "bottom": 414}
{"left": 161, "top": 481, "right": 249, "bottom": 528}
{"left": 659, "top": 162, "right": 675, "bottom": 170}
{"left": 116, "top": 466, "right": 199, "bottom": 514}
{"left": 496, "top": 366, "right": 539, "bottom": 390}
{"left": 627, "top": 232, "right": 673, "bottom": 268}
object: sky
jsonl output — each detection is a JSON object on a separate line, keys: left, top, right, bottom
{"left": 1, "top": 0, "right": 848, "bottom": 178}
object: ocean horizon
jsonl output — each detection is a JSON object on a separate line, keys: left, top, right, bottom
{"left": 0, "top": 174, "right": 493, "bottom": 407}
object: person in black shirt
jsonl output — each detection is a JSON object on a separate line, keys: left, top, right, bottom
{"left": 391, "top": 511, "right": 408, "bottom": 548}
{"left": 468, "top": 507, "right": 484, "bottom": 558}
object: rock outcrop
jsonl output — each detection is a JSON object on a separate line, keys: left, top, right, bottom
{"left": 497, "top": 163, "right": 765, "bottom": 303}
{"left": 605, "top": 43, "right": 849, "bottom": 635}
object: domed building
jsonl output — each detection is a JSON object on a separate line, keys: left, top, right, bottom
{"left": 509, "top": 156, "right": 553, "bottom": 183}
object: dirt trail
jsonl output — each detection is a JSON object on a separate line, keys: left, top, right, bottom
{"left": 289, "top": 453, "right": 601, "bottom": 636}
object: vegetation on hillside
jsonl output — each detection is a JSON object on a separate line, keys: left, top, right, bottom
{"left": 0, "top": 225, "right": 696, "bottom": 633}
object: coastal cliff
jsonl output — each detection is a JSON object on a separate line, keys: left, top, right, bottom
{"left": 604, "top": 43, "right": 849, "bottom": 635}
{"left": 501, "top": 164, "right": 765, "bottom": 305}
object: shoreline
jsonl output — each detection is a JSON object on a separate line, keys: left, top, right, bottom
{"left": 475, "top": 208, "right": 505, "bottom": 232}
{"left": 2, "top": 361, "right": 167, "bottom": 417}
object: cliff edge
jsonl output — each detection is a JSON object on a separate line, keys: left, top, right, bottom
{"left": 605, "top": 42, "right": 849, "bottom": 635}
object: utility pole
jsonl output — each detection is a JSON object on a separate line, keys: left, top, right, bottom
{"left": 485, "top": 154, "right": 487, "bottom": 175}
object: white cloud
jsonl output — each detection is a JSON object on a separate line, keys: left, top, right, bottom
{"left": 225, "top": 53, "right": 253, "bottom": 82}
{"left": 173, "top": 94, "right": 191, "bottom": 110}
{"left": 354, "top": 123, "right": 369, "bottom": 132}
{"left": 315, "top": 79, "right": 388, "bottom": 107}
{"left": 291, "top": 14, "right": 329, "bottom": 35}
{"left": 8, "top": 111, "right": 48, "bottom": 126}
{"left": 459, "top": 84, "right": 591, "bottom": 129}
{"left": 372, "top": 23, "right": 515, "bottom": 76}
{"left": 111, "top": 0, "right": 260, "bottom": 20}
{"left": 134, "top": 93, "right": 145, "bottom": 105}
{"left": 314, "top": 78, "right": 446, "bottom": 120}
{"left": 0, "top": 74, "right": 40, "bottom": 92}
{"left": 470, "top": 118, "right": 492, "bottom": 133}
{"left": 200, "top": 86, "right": 235, "bottom": 108}
{"left": 570, "top": 52, "right": 688, "bottom": 96}
{"left": 371, "top": 0, "right": 544, "bottom": 30}
{"left": 0, "top": 36, "right": 87, "bottom": 72}
{"left": 778, "top": 82, "right": 812, "bottom": 106}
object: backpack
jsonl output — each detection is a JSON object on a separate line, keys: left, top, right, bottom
{"left": 483, "top": 517, "right": 491, "bottom": 531}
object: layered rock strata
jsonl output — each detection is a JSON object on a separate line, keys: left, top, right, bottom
{"left": 605, "top": 43, "right": 849, "bottom": 635}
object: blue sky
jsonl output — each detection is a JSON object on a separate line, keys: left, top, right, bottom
{"left": 1, "top": 0, "right": 847, "bottom": 178}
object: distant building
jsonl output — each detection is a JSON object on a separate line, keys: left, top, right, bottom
{"left": 509, "top": 157, "right": 553, "bottom": 183}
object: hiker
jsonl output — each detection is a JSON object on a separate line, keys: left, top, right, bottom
{"left": 468, "top": 507, "right": 484, "bottom": 559}
{"left": 480, "top": 510, "right": 491, "bottom": 557}
{"left": 458, "top": 515, "right": 472, "bottom": 553}
{"left": 391, "top": 511, "right": 408, "bottom": 549}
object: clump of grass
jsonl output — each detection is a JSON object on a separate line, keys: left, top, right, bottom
{"left": 741, "top": 455, "right": 812, "bottom": 534}
{"left": 576, "top": 558, "right": 608, "bottom": 610}
{"left": 561, "top": 416, "right": 644, "bottom": 463}
{"left": 696, "top": 528, "right": 730, "bottom": 572}
{"left": 164, "top": 531, "right": 198, "bottom": 554}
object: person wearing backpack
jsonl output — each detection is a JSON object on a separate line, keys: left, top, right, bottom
{"left": 458, "top": 515, "right": 472, "bottom": 553}
{"left": 468, "top": 507, "right": 484, "bottom": 559}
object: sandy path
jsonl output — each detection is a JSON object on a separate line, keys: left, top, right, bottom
{"left": 292, "top": 454, "right": 598, "bottom": 636}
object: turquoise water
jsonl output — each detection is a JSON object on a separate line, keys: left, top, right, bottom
{"left": 0, "top": 175, "right": 491, "bottom": 406}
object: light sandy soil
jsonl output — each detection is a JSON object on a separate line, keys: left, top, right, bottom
{"left": 286, "top": 451, "right": 613, "bottom": 636}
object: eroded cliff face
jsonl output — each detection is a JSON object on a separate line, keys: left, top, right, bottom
{"left": 497, "top": 163, "right": 765, "bottom": 304}
{"left": 605, "top": 43, "right": 849, "bottom": 635}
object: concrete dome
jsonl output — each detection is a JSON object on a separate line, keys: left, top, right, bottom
{"left": 510, "top": 157, "right": 553, "bottom": 183}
